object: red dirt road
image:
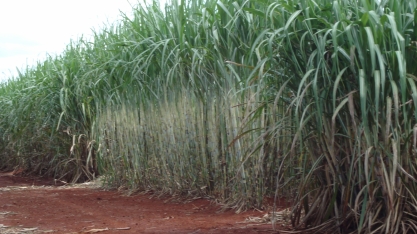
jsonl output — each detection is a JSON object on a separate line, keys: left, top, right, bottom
{"left": 0, "top": 174, "right": 288, "bottom": 233}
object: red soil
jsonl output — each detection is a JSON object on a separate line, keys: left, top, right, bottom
{"left": 0, "top": 172, "right": 290, "bottom": 233}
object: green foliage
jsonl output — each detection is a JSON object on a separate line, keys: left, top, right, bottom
{"left": 258, "top": 0, "right": 417, "bottom": 233}
{"left": 1, "top": 0, "right": 417, "bottom": 233}
{"left": 89, "top": 0, "right": 284, "bottom": 210}
{"left": 0, "top": 0, "right": 281, "bottom": 210}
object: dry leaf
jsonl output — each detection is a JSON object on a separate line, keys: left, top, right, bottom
{"left": 21, "top": 228, "right": 39, "bottom": 232}
{"left": 83, "top": 228, "right": 109, "bottom": 233}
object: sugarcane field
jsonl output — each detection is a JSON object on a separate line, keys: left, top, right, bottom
{"left": 1, "top": 0, "right": 417, "bottom": 233}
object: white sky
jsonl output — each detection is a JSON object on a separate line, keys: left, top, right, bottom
{"left": 0, "top": 0, "right": 147, "bottom": 82}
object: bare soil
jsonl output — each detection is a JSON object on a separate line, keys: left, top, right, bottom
{"left": 0, "top": 172, "right": 290, "bottom": 234}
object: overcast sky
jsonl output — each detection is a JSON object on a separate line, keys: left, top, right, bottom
{"left": 0, "top": 0, "right": 142, "bottom": 82}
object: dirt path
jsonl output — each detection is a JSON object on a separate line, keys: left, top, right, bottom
{"left": 0, "top": 173, "right": 289, "bottom": 233}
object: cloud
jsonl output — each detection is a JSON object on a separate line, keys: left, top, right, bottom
{"left": 0, "top": 0, "right": 135, "bottom": 82}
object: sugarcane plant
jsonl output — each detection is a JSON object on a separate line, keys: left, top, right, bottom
{"left": 253, "top": 0, "right": 417, "bottom": 232}
{"left": 0, "top": 0, "right": 416, "bottom": 233}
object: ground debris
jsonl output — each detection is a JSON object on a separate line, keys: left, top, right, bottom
{"left": 69, "top": 228, "right": 110, "bottom": 233}
{"left": 244, "top": 209, "right": 291, "bottom": 224}
{"left": 0, "top": 225, "right": 44, "bottom": 234}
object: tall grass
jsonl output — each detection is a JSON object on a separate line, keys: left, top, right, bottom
{"left": 0, "top": 0, "right": 283, "bottom": 209}
{"left": 256, "top": 0, "right": 417, "bottom": 233}
{"left": 0, "top": 42, "right": 100, "bottom": 181}
{"left": 90, "top": 0, "right": 285, "bottom": 210}
{"left": 1, "top": 0, "right": 416, "bottom": 233}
